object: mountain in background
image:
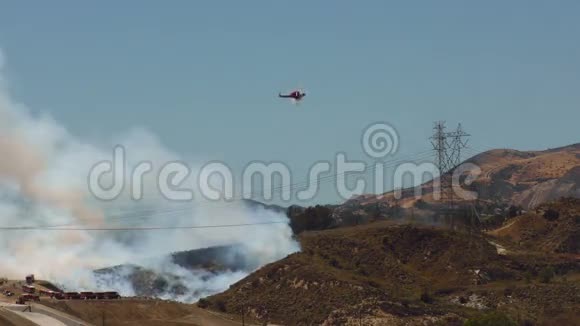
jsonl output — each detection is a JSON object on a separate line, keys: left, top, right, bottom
{"left": 351, "top": 143, "right": 580, "bottom": 210}
{"left": 291, "top": 143, "right": 580, "bottom": 232}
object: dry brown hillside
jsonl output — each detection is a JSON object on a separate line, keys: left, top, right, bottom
{"left": 200, "top": 215, "right": 580, "bottom": 325}
{"left": 488, "top": 197, "right": 580, "bottom": 255}
{"left": 352, "top": 143, "right": 580, "bottom": 210}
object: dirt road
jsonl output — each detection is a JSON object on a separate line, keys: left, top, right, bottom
{"left": 0, "top": 302, "right": 92, "bottom": 326}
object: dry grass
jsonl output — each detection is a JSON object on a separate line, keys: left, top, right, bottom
{"left": 42, "top": 299, "right": 199, "bottom": 326}
{"left": 489, "top": 197, "right": 580, "bottom": 254}
{"left": 201, "top": 221, "right": 543, "bottom": 324}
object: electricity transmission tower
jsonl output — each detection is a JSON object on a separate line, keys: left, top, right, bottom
{"left": 430, "top": 121, "right": 470, "bottom": 227}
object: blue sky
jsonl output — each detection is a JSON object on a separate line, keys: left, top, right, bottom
{"left": 1, "top": 1, "right": 579, "bottom": 205}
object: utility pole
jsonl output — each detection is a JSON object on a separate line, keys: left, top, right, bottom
{"left": 430, "top": 121, "right": 470, "bottom": 229}
{"left": 102, "top": 310, "right": 105, "bottom": 326}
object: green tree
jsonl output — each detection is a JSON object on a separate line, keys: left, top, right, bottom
{"left": 289, "top": 205, "right": 333, "bottom": 234}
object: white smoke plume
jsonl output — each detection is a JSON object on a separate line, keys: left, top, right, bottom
{"left": 0, "top": 49, "right": 300, "bottom": 302}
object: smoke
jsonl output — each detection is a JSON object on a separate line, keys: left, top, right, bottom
{"left": 0, "top": 49, "right": 300, "bottom": 302}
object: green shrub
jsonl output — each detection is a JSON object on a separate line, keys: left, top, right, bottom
{"left": 197, "top": 298, "right": 209, "bottom": 308}
{"left": 420, "top": 288, "right": 434, "bottom": 304}
{"left": 543, "top": 208, "right": 559, "bottom": 221}
{"left": 539, "top": 266, "right": 555, "bottom": 283}
{"left": 289, "top": 205, "right": 333, "bottom": 234}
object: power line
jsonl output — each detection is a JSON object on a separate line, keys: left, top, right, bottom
{"left": 0, "top": 220, "right": 288, "bottom": 231}
{"left": 429, "top": 121, "right": 470, "bottom": 228}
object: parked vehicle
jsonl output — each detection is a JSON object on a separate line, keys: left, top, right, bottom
{"left": 64, "top": 292, "right": 81, "bottom": 300}
{"left": 22, "top": 285, "right": 35, "bottom": 293}
{"left": 80, "top": 291, "right": 97, "bottom": 299}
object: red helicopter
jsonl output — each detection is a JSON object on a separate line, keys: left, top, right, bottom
{"left": 278, "top": 88, "right": 306, "bottom": 103}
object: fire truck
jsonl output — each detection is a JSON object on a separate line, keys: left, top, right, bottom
{"left": 25, "top": 274, "right": 35, "bottom": 284}
{"left": 80, "top": 292, "right": 97, "bottom": 300}
{"left": 22, "top": 284, "right": 35, "bottom": 294}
